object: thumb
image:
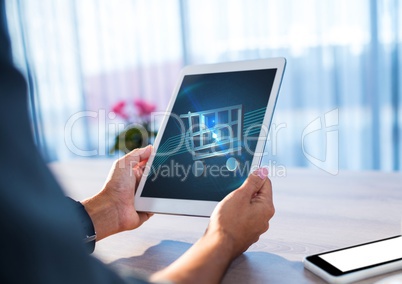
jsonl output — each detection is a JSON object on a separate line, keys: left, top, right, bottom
{"left": 239, "top": 168, "right": 269, "bottom": 197}
{"left": 122, "top": 145, "right": 153, "bottom": 167}
{"left": 130, "top": 145, "right": 153, "bottom": 161}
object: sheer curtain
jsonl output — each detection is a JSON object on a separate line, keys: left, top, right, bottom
{"left": 6, "top": 0, "right": 183, "bottom": 161}
{"left": 5, "top": 0, "right": 402, "bottom": 172}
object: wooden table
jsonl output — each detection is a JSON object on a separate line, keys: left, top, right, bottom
{"left": 49, "top": 160, "right": 402, "bottom": 283}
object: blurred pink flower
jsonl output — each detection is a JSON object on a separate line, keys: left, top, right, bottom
{"left": 110, "top": 99, "right": 157, "bottom": 154}
{"left": 134, "top": 99, "right": 156, "bottom": 116}
{"left": 112, "top": 100, "right": 129, "bottom": 119}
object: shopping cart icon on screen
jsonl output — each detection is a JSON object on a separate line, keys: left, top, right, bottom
{"left": 180, "top": 105, "right": 243, "bottom": 176}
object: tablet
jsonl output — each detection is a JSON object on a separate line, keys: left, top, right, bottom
{"left": 135, "top": 58, "right": 286, "bottom": 216}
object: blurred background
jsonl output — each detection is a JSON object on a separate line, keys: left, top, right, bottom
{"left": 5, "top": 0, "right": 402, "bottom": 172}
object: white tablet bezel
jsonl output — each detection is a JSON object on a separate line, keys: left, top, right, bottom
{"left": 135, "top": 58, "right": 286, "bottom": 217}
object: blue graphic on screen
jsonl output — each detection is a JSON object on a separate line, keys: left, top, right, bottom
{"left": 141, "top": 69, "right": 277, "bottom": 201}
{"left": 180, "top": 105, "right": 243, "bottom": 161}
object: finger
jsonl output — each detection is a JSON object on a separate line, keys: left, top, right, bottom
{"left": 239, "top": 168, "right": 269, "bottom": 197}
{"left": 136, "top": 159, "right": 149, "bottom": 170}
{"left": 132, "top": 166, "right": 143, "bottom": 181}
{"left": 132, "top": 159, "right": 148, "bottom": 175}
{"left": 132, "top": 158, "right": 150, "bottom": 191}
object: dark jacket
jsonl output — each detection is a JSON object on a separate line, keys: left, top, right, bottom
{"left": 0, "top": 1, "right": 147, "bottom": 283}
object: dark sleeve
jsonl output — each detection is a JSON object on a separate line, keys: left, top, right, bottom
{"left": 0, "top": 1, "right": 148, "bottom": 283}
{"left": 67, "top": 198, "right": 97, "bottom": 254}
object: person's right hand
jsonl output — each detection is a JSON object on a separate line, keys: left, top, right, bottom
{"left": 207, "top": 167, "right": 275, "bottom": 259}
{"left": 150, "top": 168, "right": 275, "bottom": 284}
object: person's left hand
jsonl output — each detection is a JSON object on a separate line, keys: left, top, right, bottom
{"left": 82, "top": 145, "right": 153, "bottom": 241}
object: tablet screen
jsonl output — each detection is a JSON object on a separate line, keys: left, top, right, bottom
{"left": 141, "top": 68, "right": 277, "bottom": 201}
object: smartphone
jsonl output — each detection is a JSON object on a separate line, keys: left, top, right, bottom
{"left": 303, "top": 235, "right": 402, "bottom": 283}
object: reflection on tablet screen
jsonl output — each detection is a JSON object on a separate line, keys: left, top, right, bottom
{"left": 141, "top": 69, "right": 277, "bottom": 201}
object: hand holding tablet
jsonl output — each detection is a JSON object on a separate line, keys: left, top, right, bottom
{"left": 135, "top": 58, "right": 286, "bottom": 216}
{"left": 150, "top": 167, "right": 275, "bottom": 283}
